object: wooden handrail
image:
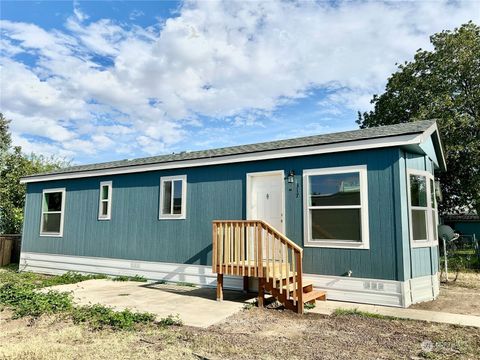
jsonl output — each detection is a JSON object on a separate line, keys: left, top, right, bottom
{"left": 212, "top": 220, "right": 303, "bottom": 306}
{"left": 212, "top": 220, "right": 303, "bottom": 252}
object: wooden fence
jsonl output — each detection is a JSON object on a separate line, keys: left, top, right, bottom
{"left": 0, "top": 234, "right": 21, "bottom": 266}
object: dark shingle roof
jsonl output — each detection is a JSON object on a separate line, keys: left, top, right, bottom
{"left": 24, "top": 120, "right": 436, "bottom": 178}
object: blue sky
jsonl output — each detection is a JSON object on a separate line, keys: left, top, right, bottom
{"left": 1, "top": 1, "right": 478, "bottom": 164}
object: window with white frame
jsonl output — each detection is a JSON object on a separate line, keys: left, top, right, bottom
{"left": 159, "top": 175, "right": 187, "bottom": 219}
{"left": 303, "top": 166, "right": 369, "bottom": 249}
{"left": 98, "top": 181, "right": 112, "bottom": 220}
{"left": 40, "top": 188, "right": 66, "bottom": 236}
{"left": 408, "top": 171, "right": 438, "bottom": 246}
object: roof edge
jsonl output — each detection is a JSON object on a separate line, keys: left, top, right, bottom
{"left": 21, "top": 131, "right": 424, "bottom": 184}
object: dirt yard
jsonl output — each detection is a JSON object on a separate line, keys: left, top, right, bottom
{"left": 411, "top": 272, "right": 480, "bottom": 316}
{"left": 1, "top": 306, "right": 479, "bottom": 359}
{"left": 1, "top": 267, "right": 479, "bottom": 359}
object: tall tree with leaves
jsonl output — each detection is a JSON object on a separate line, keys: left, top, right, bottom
{"left": 0, "top": 113, "right": 69, "bottom": 233}
{"left": 357, "top": 22, "right": 480, "bottom": 215}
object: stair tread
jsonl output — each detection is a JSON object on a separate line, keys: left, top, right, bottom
{"left": 281, "top": 282, "right": 313, "bottom": 292}
{"left": 302, "top": 290, "right": 327, "bottom": 303}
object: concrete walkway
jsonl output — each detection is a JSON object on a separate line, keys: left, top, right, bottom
{"left": 45, "top": 279, "right": 253, "bottom": 328}
{"left": 310, "top": 300, "right": 480, "bottom": 328}
{"left": 45, "top": 280, "right": 480, "bottom": 328}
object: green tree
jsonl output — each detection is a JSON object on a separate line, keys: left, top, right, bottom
{"left": 357, "top": 22, "right": 480, "bottom": 215}
{"left": 0, "top": 113, "right": 11, "bottom": 154}
{"left": 0, "top": 114, "right": 69, "bottom": 234}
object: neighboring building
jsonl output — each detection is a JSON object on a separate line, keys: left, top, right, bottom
{"left": 442, "top": 213, "right": 480, "bottom": 238}
{"left": 19, "top": 120, "right": 446, "bottom": 308}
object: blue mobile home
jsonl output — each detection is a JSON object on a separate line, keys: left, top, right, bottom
{"left": 19, "top": 120, "right": 446, "bottom": 308}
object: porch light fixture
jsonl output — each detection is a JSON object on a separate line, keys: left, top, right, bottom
{"left": 287, "top": 170, "right": 295, "bottom": 183}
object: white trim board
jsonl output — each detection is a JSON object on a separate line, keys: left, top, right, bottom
{"left": 20, "top": 131, "right": 432, "bottom": 184}
{"left": 20, "top": 252, "right": 439, "bottom": 308}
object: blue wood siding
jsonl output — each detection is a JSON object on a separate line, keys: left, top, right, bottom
{"left": 23, "top": 147, "right": 404, "bottom": 280}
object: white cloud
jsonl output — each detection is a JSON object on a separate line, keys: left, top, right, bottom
{"left": 0, "top": 1, "right": 478, "bottom": 164}
{"left": 129, "top": 10, "right": 145, "bottom": 21}
{"left": 73, "top": 1, "right": 89, "bottom": 23}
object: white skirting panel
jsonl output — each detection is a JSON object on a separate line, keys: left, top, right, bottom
{"left": 303, "top": 273, "right": 405, "bottom": 307}
{"left": 19, "top": 252, "right": 243, "bottom": 290}
{"left": 409, "top": 274, "right": 440, "bottom": 304}
{"left": 19, "top": 252, "right": 439, "bottom": 308}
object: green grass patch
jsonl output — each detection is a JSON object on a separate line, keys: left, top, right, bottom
{"left": 158, "top": 314, "right": 183, "bottom": 327}
{"left": 0, "top": 267, "right": 179, "bottom": 331}
{"left": 304, "top": 302, "right": 316, "bottom": 310}
{"left": 72, "top": 304, "right": 155, "bottom": 330}
{"left": 41, "top": 272, "right": 108, "bottom": 287}
{"left": 176, "top": 282, "right": 196, "bottom": 287}
{"left": 333, "top": 308, "right": 398, "bottom": 320}
{"left": 0, "top": 266, "right": 107, "bottom": 289}
{"left": 0, "top": 282, "right": 72, "bottom": 318}
{"left": 112, "top": 275, "right": 147, "bottom": 282}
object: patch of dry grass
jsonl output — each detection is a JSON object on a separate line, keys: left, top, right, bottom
{"left": 0, "top": 311, "right": 194, "bottom": 360}
{"left": 449, "top": 271, "right": 480, "bottom": 289}
{"left": 0, "top": 307, "right": 479, "bottom": 360}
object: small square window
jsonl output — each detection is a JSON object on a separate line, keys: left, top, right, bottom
{"left": 159, "top": 175, "right": 187, "bottom": 219}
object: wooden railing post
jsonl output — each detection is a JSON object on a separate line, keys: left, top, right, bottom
{"left": 212, "top": 222, "right": 217, "bottom": 272}
{"left": 217, "top": 273, "right": 223, "bottom": 301}
{"left": 219, "top": 223, "right": 224, "bottom": 274}
{"left": 295, "top": 251, "right": 304, "bottom": 314}
{"left": 258, "top": 277, "right": 265, "bottom": 307}
{"left": 257, "top": 223, "right": 263, "bottom": 278}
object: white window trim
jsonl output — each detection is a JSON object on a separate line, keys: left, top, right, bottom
{"left": 39, "top": 188, "right": 66, "bottom": 237}
{"left": 407, "top": 169, "right": 438, "bottom": 248}
{"left": 98, "top": 181, "right": 112, "bottom": 220}
{"left": 159, "top": 175, "right": 187, "bottom": 220}
{"left": 303, "top": 165, "right": 370, "bottom": 249}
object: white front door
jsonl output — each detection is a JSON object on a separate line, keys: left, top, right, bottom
{"left": 247, "top": 171, "right": 284, "bottom": 233}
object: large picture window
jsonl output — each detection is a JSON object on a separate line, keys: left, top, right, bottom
{"left": 98, "top": 181, "right": 112, "bottom": 220}
{"left": 159, "top": 175, "right": 187, "bottom": 219}
{"left": 408, "top": 170, "right": 438, "bottom": 246}
{"left": 303, "top": 166, "right": 369, "bottom": 249}
{"left": 40, "top": 188, "right": 66, "bottom": 236}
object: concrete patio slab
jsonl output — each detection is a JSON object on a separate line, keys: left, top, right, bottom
{"left": 309, "top": 300, "right": 480, "bottom": 328}
{"left": 45, "top": 279, "right": 253, "bottom": 328}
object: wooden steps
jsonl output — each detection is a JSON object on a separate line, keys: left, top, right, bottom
{"left": 212, "top": 220, "right": 327, "bottom": 314}
{"left": 303, "top": 290, "right": 327, "bottom": 304}
{"left": 264, "top": 275, "right": 326, "bottom": 312}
